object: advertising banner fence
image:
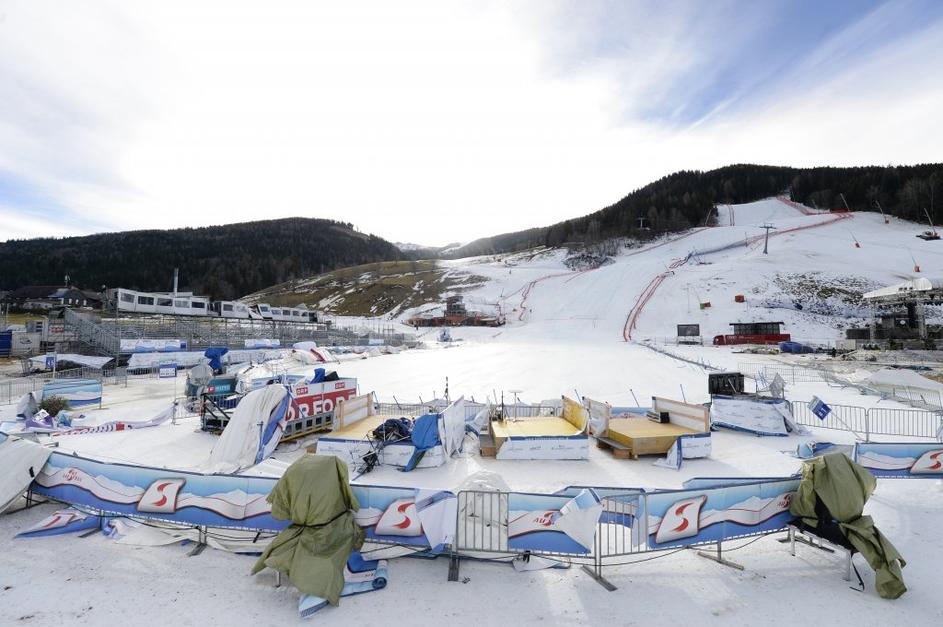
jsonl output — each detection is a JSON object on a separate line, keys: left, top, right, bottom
{"left": 854, "top": 442, "right": 943, "bottom": 478}
{"left": 23, "top": 453, "right": 845, "bottom": 591}
{"left": 645, "top": 478, "right": 799, "bottom": 550}
{"left": 244, "top": 339, "right": 280, "bottom": 349}
{"left": 119, "top": 339, "right": 187, "bottom": 353}
{"left": 41, "top": 379, "right": 103, "bottom": 408}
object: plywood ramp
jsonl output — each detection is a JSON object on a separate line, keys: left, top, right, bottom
{"left": 490, "top": 417, "right": 583, "bottom": 439}
{"left": 328, "top": 414, "right": 412, "bottom": 440}
{"left": 606, "top": 418, "right": 700, "bottom": 459}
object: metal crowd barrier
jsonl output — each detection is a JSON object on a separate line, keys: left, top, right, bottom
{"left": 790, "top": 401, "right": 942, "bottom": 441}
{"left": 495, "top": 404, "right": 560, "bottom": 419}
{"left": 738, "top": 362, "right": 829, "bottom": 384}
{"left": 0, "top": 363, "right": 185, "bottom": 404}
{"left": 452, "top": 488, "right": 788, "bottom": 590}
{"left": 375, "top": 402, "right": 440, "bottom": 416}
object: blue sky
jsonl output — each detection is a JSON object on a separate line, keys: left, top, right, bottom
{"left": 1, "top": 0, "right": 942, "bottom": 244}
{"left": 526, "top": 0, "right": 937, "bottom": 125}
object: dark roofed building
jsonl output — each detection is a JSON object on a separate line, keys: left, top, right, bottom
{"left": 3, "top": 285, "right": 100, "bottom": 310}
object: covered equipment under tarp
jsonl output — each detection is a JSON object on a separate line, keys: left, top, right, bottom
{"left": 251, "top": 455, "right": 364, "bottom": 606}
{"left": 204, "top": 346, "right": 229, "bottom": 373}
{"left": 790, "top": 453, "right": 907, "bottom": 599}
{"left": 403, "top": 413, "right": 441, "bottom": 471}
{"left": 16, "top": 392, "right": 39, "bottom": 421}
{"left": 0, "top": 434, "right": 54, "bottom": 513}
{"left": 204, "top": 385, "right": 291, "bottom": 473}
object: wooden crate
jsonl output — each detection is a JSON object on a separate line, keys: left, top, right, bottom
{"left": 594, "top": 435, "right": 633, "bottom": 459}
{"left": 479, "top": 433, "right": 497, "bottom": 457}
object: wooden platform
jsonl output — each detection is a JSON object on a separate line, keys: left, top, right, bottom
{"left": 605, "top": 418, "right": 700, "bottom": 459}
{"left": 490, "top": 417, "right": 583, "bottom": 439}
{"left": 488, "top": 417, "right": 585, "bottom": 459}
{"left": 327, "top": 414, "right": 405, "bottom": 440}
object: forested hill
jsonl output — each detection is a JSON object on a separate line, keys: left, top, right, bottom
{"left": 0, "top": 218, "right": 403, "bottom": 300}
{"left": 445, "top": 163, "right": 943, "bottom": 258}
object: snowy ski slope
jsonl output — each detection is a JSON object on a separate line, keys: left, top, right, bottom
{"left": 429, "top": 198, "right": 943, "bottom": 345}
{"left": 3, "top": 198, "right": 942, "bottom": 627}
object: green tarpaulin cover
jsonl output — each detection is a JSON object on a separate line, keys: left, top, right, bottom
{"left": 790, "top": 453, "right": 906, "bottom": 599}
{"left": 251, "top": 455, "right": 364, "bottom": 605}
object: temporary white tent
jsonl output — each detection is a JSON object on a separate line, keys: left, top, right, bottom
{"left": 865, "top": 368, "right": 943, "bottom": 405}
{"left": 867, "top": 368, "right": 943, "bottom": 391}
{"left": 29, "top": 354, "right": 113, "bottom": 370}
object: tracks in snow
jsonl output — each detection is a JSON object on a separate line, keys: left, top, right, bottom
{"left": 621, "top": 209, "right": 853, "bottom": 341}
{"left": 511, "top": 228, "right": 709, "bottom": 322}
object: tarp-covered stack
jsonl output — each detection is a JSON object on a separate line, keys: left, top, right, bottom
{"left": 251, "top": 455, "right": 364, "bottom": 606}
{"left": 790, "top": 453, "right": 907, "bottom": 599}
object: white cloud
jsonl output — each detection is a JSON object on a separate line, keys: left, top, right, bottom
{"left": 0, "top": 0, "right": 941, "bottom": 246}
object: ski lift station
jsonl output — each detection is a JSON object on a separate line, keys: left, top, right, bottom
{"left": 861, "top": 277, "right": 943, "bottom": 342}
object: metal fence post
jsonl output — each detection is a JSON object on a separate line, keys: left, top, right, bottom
{"left": 580, "top": 496, "right": 616, "bottom": 591}
{"left": 696, "top": 539, "right": 745, "bottom": 570}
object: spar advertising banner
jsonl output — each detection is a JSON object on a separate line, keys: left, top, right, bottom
{"left": 353, "top": 485, "right": 454, "bottom": 552}
{"left": 41, "top": 379, "right": 103, "bottom": 408}
{"left": 119, "top": 339, "right": 187, "bottom": 353}
{"left": 288, "top": 378, "right": 357, "bottom": 421}
{"left": 854, "top": 442, "right": 943, "bottom": 478}
{"left": 28, "top": 451, "right": 804, "bottom": 556}
{"left": 244, "top": 339, "right": 280, "bottom": 349}
{"left": 557, "top": 486, "right": 645, "bottom": 551}
{"left": 32, "top": 451, "right": 285, "bottom": 530}
{"left": 645, "top": 478, "right": 799, "bottom": 550}
{"left": 27, "top": 452, "right": 446, "bottom": 552}
{"left": 506, "top": 491, "right": 601, "bottom": 555}
{"left": 682, "top": 477, "right": 796, "bottom": 489}
{"left": 18, "top": 508, "right": 102, "bottom": 538}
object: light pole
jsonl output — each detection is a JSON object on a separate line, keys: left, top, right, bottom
{"left": 761, "top": 224, "right": 776, "bottom": 254}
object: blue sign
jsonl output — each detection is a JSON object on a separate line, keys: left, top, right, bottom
{"left": 808, "top": 396, "right": 831, "bottom": 421}
{"left": 158, "top": 362, "right": 178, "bottom": 379}
{"left": 45, "top": 354, "right": 56, "bottom": 370}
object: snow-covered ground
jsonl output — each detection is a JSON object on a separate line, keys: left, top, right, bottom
{"left": 2, "top": 199, "right": 942, "bottom": 625}
{"left": 4, "top": 478, "right": 941, "bottom": 626}
{"left": 410, "top": 198, "right": 943, "bottom": 344}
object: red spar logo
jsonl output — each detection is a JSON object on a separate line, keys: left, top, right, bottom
{"left": 926, "top": 451, "right": 943, "bottom": 471}
{"left": 393, "top": 502, "right": 413, "bottom": 529}
{"left": 533, "top": 511, "right": 557, "bottom": 527}
{"left": 671, "top": 502, "right": 694, "bottom": 533}
{"left": 41, "top": 513, "right": 75, "bottom": 529}
{"left": 150, "top": 481, "right": 174, "bottom": 508}
{"left": 63, "top": 468, "right": 80, "bottom": 483}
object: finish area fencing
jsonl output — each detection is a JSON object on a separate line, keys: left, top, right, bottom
{"left": 736, "top": 362, "right": 943, "bottom": 440}
{"left": 452, "top": 480, "right": 799, "bottom": 589}
{"left": 0, "top": 365, "right": 175, "bottom": 405}
{"left": 790, "top": 401, "right": 942, "bottom": 441}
